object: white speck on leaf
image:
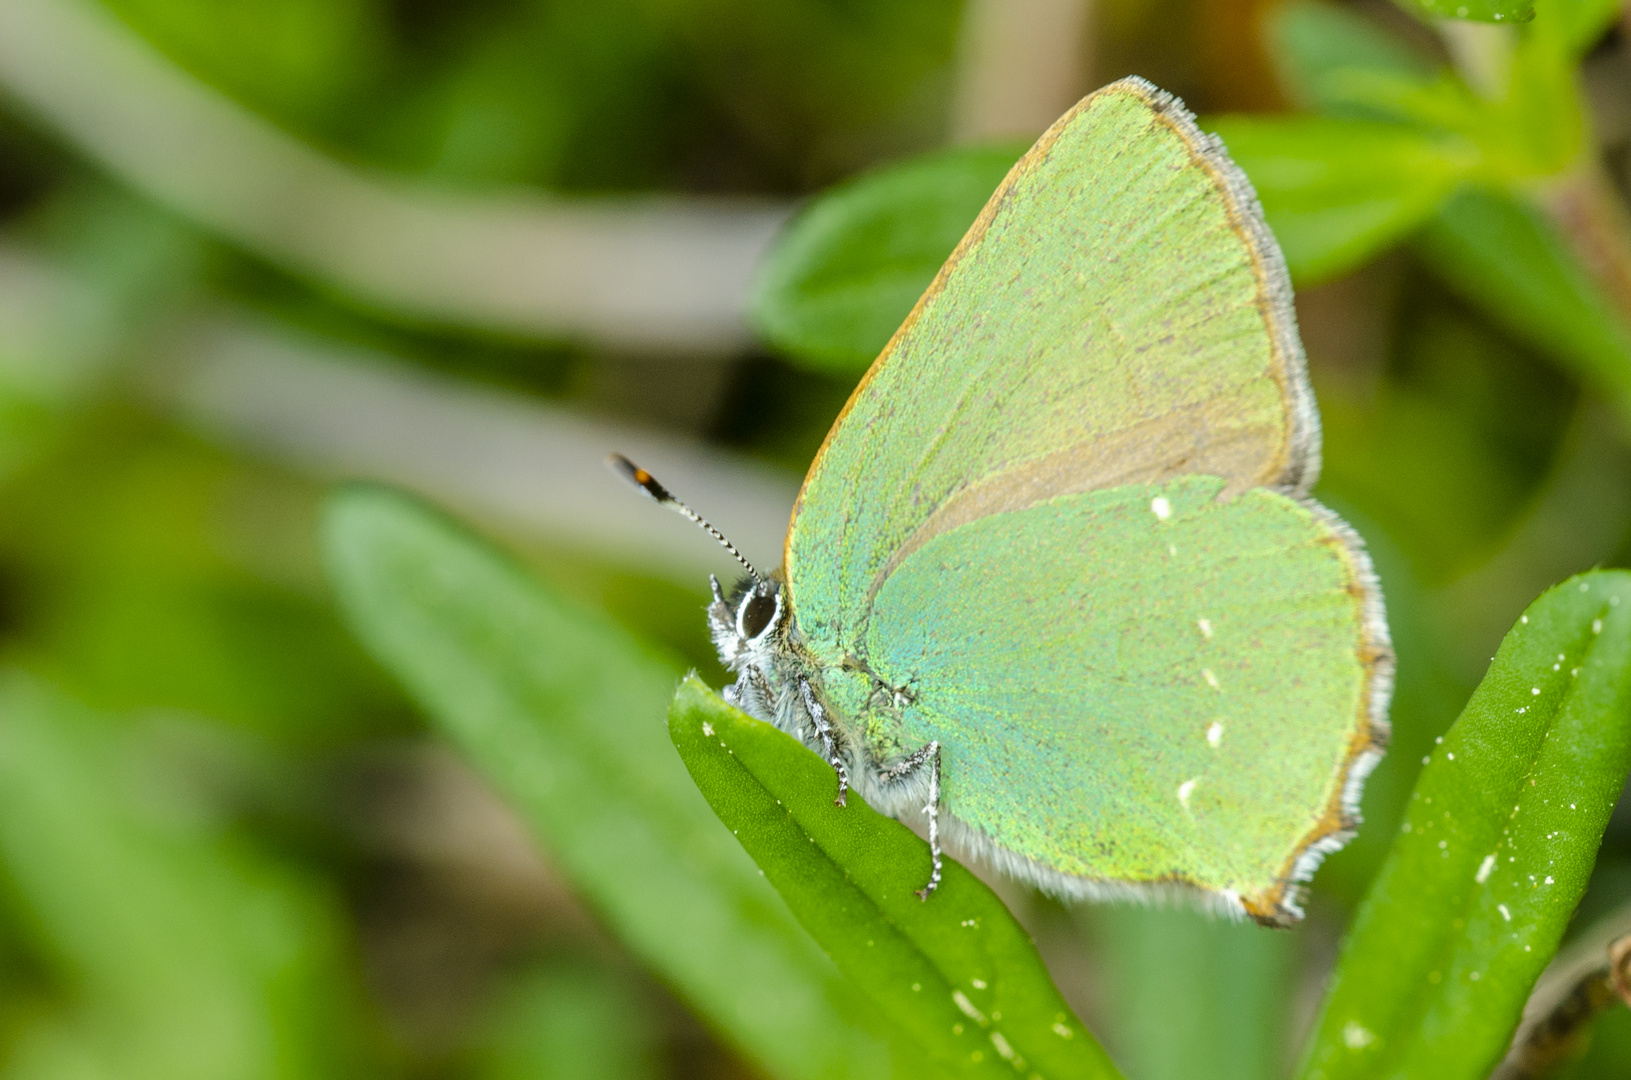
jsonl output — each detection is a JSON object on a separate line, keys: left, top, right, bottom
{"left": 1053, "top": 1022, "right": 1074, "bottom": 1039}
{"left": 1531, "top": 687, "right": 1541, "bottom": 696}
{"left": 1498, "top": 904, "right": 1511, "bottom": 921}
{"left": 1522, "top": 615, "right": 1529, "bottom": 624}
{"left": 1198, "top": 618, "right": 1213, "bottom": 639}
{"left": 702, "top": 722, "right": 714, "bottom": 736}
{"left": 1447, "top": 752, "right": 1455, "bottom": 760}
{"left": 1545, "top": 875, "right": 1554, "bottom": 884}
{"left": 953, "top": 991, "right": 986, "bottom": 1023}
{"left": 1207, "top": 722, "right": 1223, "bottom": 748}
{"left": 1178, "top": 779, "right": 1197, "bottom": 810}
{"left": 1594, "top": 619, "right": 1603, "bottom": 634}
{"left": 1151, "top": 496, "right": 1171, "bottom": 520}
{"left": 971, "top": 979, "right": 987, "bottom": 990}
{"left": 1343, "top": 1022, "right": 1375, "bottom": 1050}
{"left": 1203, "top": 668, "right": 1220, "bottom": 690}
{"left": 1476, "top": 854, "right": 1496, "bottom": 883}
{"left": 991, "top": 1033, "right": 1016, "bottom": 1060}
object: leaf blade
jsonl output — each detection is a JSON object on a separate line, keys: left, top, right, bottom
{"left": 749, "top": 145, "right": 1023, "bottom": 374}
{"left": 1297, "top": 571, "right": 1631, "bottom": 1080}
{"left": 1212, "top": 116, "right": 1481, "bottom": 283}
{"left": 321, "top": 486, "right": 916, "bottom": 1080}
{"left": 669, "top": 676, "right": 1123, "bottom": 1080}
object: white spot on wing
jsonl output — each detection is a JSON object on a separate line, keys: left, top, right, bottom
{"left": 1206, "top": 722, "right": 1223, "bottom": 748}
{"left": 1151, "top": 496, "right": 1172, "bottom": 520}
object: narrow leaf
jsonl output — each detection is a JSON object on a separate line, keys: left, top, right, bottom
{"left": 1416, "top": 188, "right": 1631, "bottom": 426}
{"left": 1268, "top": 0, "right": 1440, "bottom": 114}
{"left": 1212, "top": 116, "right": 1479, "bottom": 283}
{"left": 0, "top": 671, "right": 360, "bottom": 1080}
{"left": 1297, "top": 571, "right": 1631, "bottom": 1080}
{"left": 1395, "top": 0, "right": 1533, "bottom": 25}
{"left": 669, "top": 676, "right": 1122, "bottom": 1080}
{"left": 750, "top": 145, "right": 1022, "bottom": 375}
{"left": 321, "top": 486, "right": 918, "bottom": 1080}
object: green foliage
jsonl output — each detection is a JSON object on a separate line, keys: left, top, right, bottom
{"left": 668, "top": 677, "right": 1118, "bottom": 1080}
{"left": 1416, "top": 189, "right": 1631, "bottom": 424}
{"left": 1299, "top": 571, "right": 1631, "bottom": 1080}
{"left": 1397, "top": 0, "right": 1533, "bottom": 27}
{"left": 4, "top": 0, "right": 1631, "bottom": 1076}
{"left": 752, "top": 145, "right": 1022, "bottom": 374}
{"left": 1205, "top": 117, "right": 1480, "bottom": 284}
{"left": 1081, "top": 906, "right": 1293, "bottom": 1080}
{"left": 0, "top": 671, "right": 362, "bottom": 1080}
{"left": 320, "top": 485, "right": 924, "bottom": 1080}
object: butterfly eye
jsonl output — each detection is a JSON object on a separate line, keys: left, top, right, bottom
{"left": 737, "top": 590, "right": 779, "bottom": 641}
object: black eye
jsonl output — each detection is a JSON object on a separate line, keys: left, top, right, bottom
{"left": 739, "top": 591, "right": 777, "bottom": 639}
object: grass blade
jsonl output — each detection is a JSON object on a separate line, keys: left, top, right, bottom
{"left": 1297, "top": 570, "right": 1631, "bottom": 1080}
{"left": 321, "top": 486, "right": 919, "bottom": 1080}
{"left": 669, "top": 676, "right": 1122, "bottom": 1080}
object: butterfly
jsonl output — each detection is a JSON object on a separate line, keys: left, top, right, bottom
{"left": 616, "top": 75, "right": 1392, "bottom": 926}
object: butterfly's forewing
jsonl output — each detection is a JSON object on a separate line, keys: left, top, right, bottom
{"left": 786, "top": 78, "right": 1318, "bottom": 651}
{"left": 784, "top": 78, "right": 1389, "bottom": 922}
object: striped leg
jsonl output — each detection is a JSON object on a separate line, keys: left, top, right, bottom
{"left": 799, "top": 677, "right": 849, "bottom": 807}
{"left": 885, "top": 742, "right": 943, "bottom": 900}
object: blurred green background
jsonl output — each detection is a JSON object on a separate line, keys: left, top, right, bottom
{"left": 1, "top": 0, "right": 1630, "bottom": 1077}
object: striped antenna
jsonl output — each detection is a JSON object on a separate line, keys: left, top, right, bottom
{"left": 607, "top": 454, "right": 762, "bottom": 584}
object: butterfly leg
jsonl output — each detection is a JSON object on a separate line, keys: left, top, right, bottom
{"left": 884, "top": 742, "right": 943, "bottom": 900}
{"left": 798, "top": 677, "right": 850, "bottom": 807}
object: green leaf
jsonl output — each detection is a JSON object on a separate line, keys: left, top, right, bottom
{"left": 1296, "top": 570, "right": 1631, "bottom": 1080}
{"left": 1395, "top": 0, "right": 1533, "bottom": 26}
{"left": 1211, "top": 117, "right": 1479, "bottom": 283}
{"left": 0, "top": 671, "right": 362, "bottom": 1079}
{"left": 750, "top": 144, "right": 1022, "bottom": 375}
{"left": 320, "top": 486, "right": 917, "bottom": 1080}
{"left": 1268, "top": 0, "right": 1440, "bottom": 114}
{"left": 1416, "top": 188, "right": 1631, "bottom": 425}
{"left": 1083, "top": 906, "right": 1294, "bottom": 1080}
{"left": 1548, "top": 0, "right": 1625, "bottom": 55}
{"left": 667, "top": 676, "right": 1122, "bottom": 1080}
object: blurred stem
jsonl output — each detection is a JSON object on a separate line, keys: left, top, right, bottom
{"left": 1539, "top": 164, "right": 1631, "bottom": 329}
{"left": 951, "top": 0, "right": 1094, "bottom": 143}
{"left": 1438, "top": 20, "right": 1515, "bottom": 99}
{"left": 0, "top": 0, "right": 788, "bottom": 355}
{"left": 1493, "top": 902, "right": 1631, "bottom": 1079}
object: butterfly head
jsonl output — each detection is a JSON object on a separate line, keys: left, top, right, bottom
{"left": 708, "top": 573, "right": 784, "bottom": 671}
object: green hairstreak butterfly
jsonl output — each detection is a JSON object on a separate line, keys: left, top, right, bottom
{"left": 616, "top": 76, "right": 1392, "bottom": 926}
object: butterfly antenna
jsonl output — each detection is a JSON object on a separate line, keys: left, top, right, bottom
{"left": 607, "top": 454, "right": 762, "bottom": 585}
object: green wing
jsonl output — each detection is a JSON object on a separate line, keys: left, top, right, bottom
{"left": 786, "top": 77, "right": 1318, "bottom": 655}
{"left": 863, "top": 475, "right": 1384, "bottom": 921}
{"left": 783, "top": 78, "right": 1391, "bottom": 922}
